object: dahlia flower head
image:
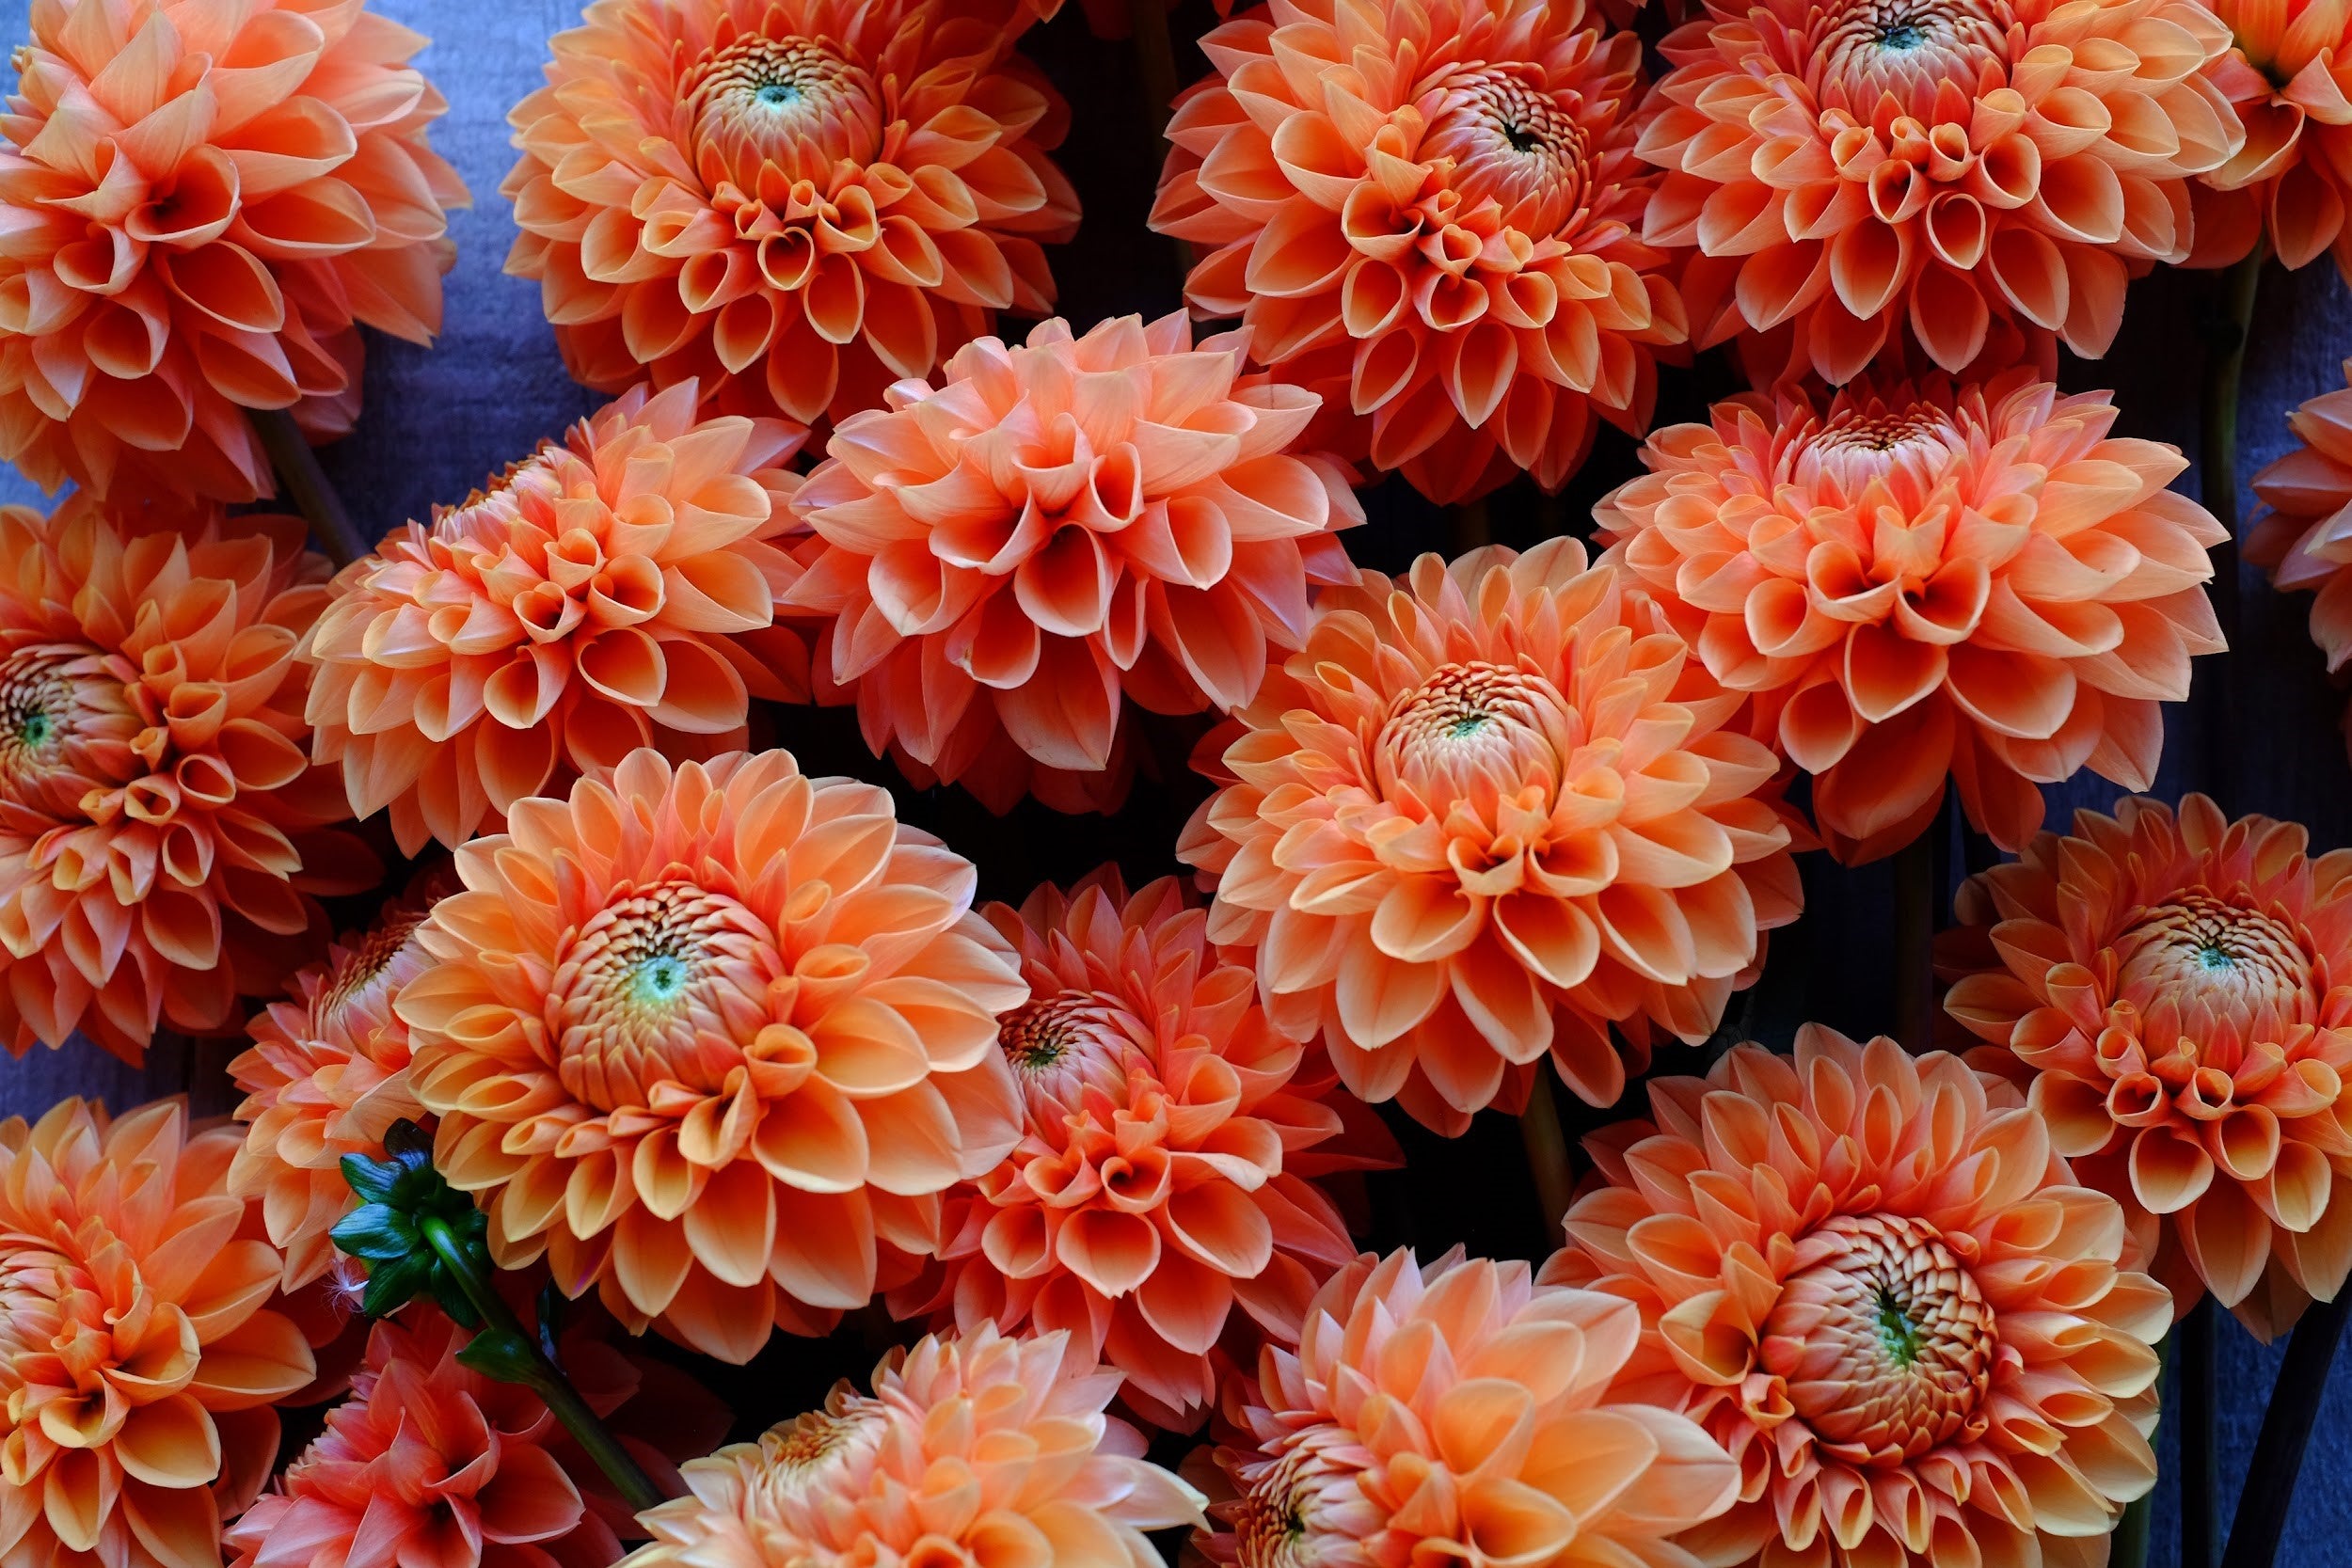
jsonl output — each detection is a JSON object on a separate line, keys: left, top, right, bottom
{"left": 2190, "top": 0, "right": 2352, "bottom": 275}
{"left": 787, "top": 311, "right": 1363, "bottom": 816}
{"left": 0, "top": 493, "right": 376, "bottom": 1061}
{"left": 1940, "top": 794, "right": 2352, "bottom": 1339}
{"left": 1150, "top": 0, "right": 1686, "bottom": 506}
{"left": 1597, "top": 371, "right": 2227, "bottom": 863}
{"left": 1542, "top": 1028, "right": 2169, "bottom": 1568}
{"left": 304, "top": 380, "right": 810, "bottom": 853}
{"left": 0, "top": 1098, "right": 317, "bottom": 1568}
{"left": 1640, "top": 0, "right": 2245, "bottom": 384}
{"left": 1201, "top": 1249, "right": 1741, "bottom": 1568}
{"left": 503, "top": 0, "right": 1080, "bottom": 432}
{"left": 622, "top": 1324, "right": 1203, "bottom": 1568}
{"left": 893, "top": 868, "right": 1393, "bottom": 1431}
{"left": 2248, "top": 358, "right": 2352, "bottom": 757}
{"left": 1180, "top": 539, "right": 1805, "bottom": 1137}
{"left": 399, "top": 747, "right": 1030, "bottom": 1364}
{"left": 0, "top": 0, "right": 467, "bottom": 503}
{"left": 228, "top": 875, "right": 444, "bottom": 1292}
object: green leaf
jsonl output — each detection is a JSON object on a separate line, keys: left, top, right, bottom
{"left": 341, "top": 1150, "right": 403, "bottom": 1206}
{"left": 328, "top": 1203, "right": 415, "bottom": 1262}
{"left": 456, "top": 1325, "right": 545, "bottom": 1387}
{"left": 358, "top": 1252, "right": 432, "bottom": 1318}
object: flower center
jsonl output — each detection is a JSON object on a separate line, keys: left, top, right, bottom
{"left": 1421, "top": 67, "right": 1596, "bottom": 235}
{"left": 748, "top": 1405, "right": 886, "bottom": 1509}
{"left": 1233, "top": 1441, "right": 1378, "bottom": 1568}
{"left": 685, "top": 33, "right": 884, "bottom": 192}
{"left": 998, "top": 990, "right": 1139, "bottom": 1119}
{"left": 2113, "top": 893, "right": 2316, "bottom": 1038}
{"left": 1374, "top": 661, "right": 1571, "bottom": 811}
{"left": 317, "top": 909, "right": 430, "bottom": 1029}
{"left": 0, "top": 646, "right": 136, "bottom": 818}
{"left": 1759, "top": 1213, "right": 1996, "bottom": 1464}
{"left": 1809, "top": 0, "right": 2011, "bottom": 120}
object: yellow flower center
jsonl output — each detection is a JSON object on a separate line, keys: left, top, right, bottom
{"left": 0, "top": 646, "right": 135, "bottom": 817}
{"left": 998, "top": 990, "right": 1138, "bottom": 1118}
{"left": 1759, "top": 1212, "right": 1996, "bottom": 1464}
{"left": 316, "top": 910, "right": 428, "bottom": 1029}
{"left": 1421, "top": 67, "right": 1595, "bottom": 235}
{"left": 1808, "top": 0, "right": 2011, "bottom": 119}
{"left": 2114, "top": 893, "right": 2317, "bottom": 1039}
{"left": 747, "top": 1405, "right": 885, "bottom": 1508}
{"left": 1375, "top": 661, "right": 1571, "bottom": 813}
{"left": 686, "top": 33, "right": 884, "bottom": 191}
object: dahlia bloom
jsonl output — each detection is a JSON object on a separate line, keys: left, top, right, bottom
{"left": 1542, "top": 1028, "right": 2169, "bottom": 1568}
{"left": 1597, "top": 372, "right": 2227, "bottom": 863}
{"left": 1180, "top": 540, "right": 1804, "bottom": 1137}
{"left": 787, "top": 313, "right": 1362, "bottom": 814}
{"left": 303, "top": 382, "right": 808, "bottom": 852}
{"left": 1149, "top": 0, "right": 1684, "bottom": 505}
{"left": 893, "top": 869, "right": 1386, "bottom": 1429}
{"left": 0, "top": 0, "right": 466, "bottom": 503}
{"left": 2190, "top": 0, "right": 2352, "bottom": 275}
{"left": 621, "top": 1324, "right": 1203, "bottom": 1568}
{"left": 0, "top": 1099, "right": 317, "bottom": 1568}
{"left": 399, "top": 747, "right": 1028, "bottom": 1363}
{"left": 503, "top": 0, "right": 1080, "bottom": 430}
{"left": 1940, "top": 794, "right": 2352, "bottom": 1338}
{"left": 1640, "top": 0, "right": 2244, "bottom": 384}
{"left": 1199, "top": 1250, "right": 1740, "bottom": 1568}
{"left": 0, "top": 495, "right": 375, "bottom": 1060}
{"left": 2248, "top": 362, "right": 2352, "bottom": 753}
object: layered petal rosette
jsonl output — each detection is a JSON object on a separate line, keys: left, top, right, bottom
{"left": 893, "top": 869, "right": 1391, "bottom": 1430}
{"left": 1940, "top": 794, "right": 2352, "bottom": 1338}
{"left": 1597, "top": 372, "right": 2227, "bottom": 863}
{"left": 0, "top": 495, "right": 375, "bottom": 1061}
{"left": 0, "top": 0, "right": 466, "bottom": 503}
{"left": 1198, "top": 1250, "right": 1740, "bottom": 1568}
{"left": 2190, "top": 0, "right": 2352, "bottom": 275}
{"left": 1641, "top": 0, "right": 2244, "bottom": 382}
{"left": 303, "top": 382, "right": 810, "bottom": 853}
{"left": 398, "top": 748, "right": 1029, "bottom": 1364}
{"left": 620, "top": 1324, "right": 1204, "bottom": 1568}
{"left": 787, "top": 312, "right": 1362, "bottom": 814}
{"left": 1179, "top": 540, "right": 1804, "bottom": 1137}
{"left": 1542, "top": 1028, "right": 2169, "bottom": 1568}
{"left": 503, "top": 0, "right": 1079, "bottom": 431}
{"left": 1149, "top": 0, "right": 1685, "bottom": 505}
{"left": 2247, "top": 359, "right": 2352, "bottom": 754}
{"left": 0, "top": 1099, "right": 316, "bottom": 1568}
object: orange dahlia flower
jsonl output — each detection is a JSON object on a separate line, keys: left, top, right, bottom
{"left": 0, "top": 1098, "right": 317, "bottom": 1568}
{"left": 1199, "top": 1250, "right": 1740, "bottom": 1568}
{"left": 1541, "top": 1028, "right": 2168, "bottom": 1568}
{"left": 2248, "top": 361, "right": 2352, "bottom": 752}
{"left": 0, "top": 495, "right": 375, "bottom": 1061}
{"left": 1597, "top": 372, "right": 2227, "bottom": 863}
{"left": 0, "top": 0, "right": 466, "bottom": 504}
{"left": 1149, "top": 0, "right": 1683, "bottom": 506}
{"left": 621, "top": 1324, "right": 1204, "bottom": 1568}
{"left": 229, "top": 879, "right": 444, "bottom": 1292}
{"left": 503, "top": 0, "right": 1079, "bottom": 431}
{"left": 1179, "top": 539, "right": 1804, "bottom": 1137}
{"left": 787, "top": 312, "right": 1362, "bottom": 814}
{"left": 1640, "top": 0, "right": 2244, "bottom": 383}
{"left": 2190, "top": 0, "right": 2352, "bottom": 274}
{"left": 892, "top": 868, "right": 1386, "bottom": 1430}
{"left": 399, "top": 747, "right": 1028, "bottom": 1364}
{"left": 1940, "top": 794, "right": 2352, "bottom": 1338}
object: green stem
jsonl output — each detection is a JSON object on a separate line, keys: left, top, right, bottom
{"left": 247, "top": 405, "right": 369, "bottom": 569}
{"left": 419, "top": 1216, "right": 668, "bottom": 1514}
{"left": 1519, "top": 1061, "right": 1575, "bottom": 1247}
{"left": 2109, "top": 1329, "right": 2171, "bottom": 1568}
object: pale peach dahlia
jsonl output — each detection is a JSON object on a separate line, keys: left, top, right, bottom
{"left": 1641, "top": 0, "right": 2244, "bottom": 384}
{"left": 399, "top": 748, "right": 1028, "bottom": 1364}
{"left": 893, "top": 869, "right": 1385, "bottom": 1431}
{"left": 1150, "top": 0, "right": 1684, "bottom": 505}
{"left": 0, "top": 1099, "right": 316, "bottom": 1568}
{"left": 1597, "top": 372, "right": 2227, "bottom": 863}
{"left": 504, "top": 0, "right": 1079, "bottom": 431}
{"left": 1180, "top": 540, "right": 1804, "bottom": 1138}
{"left": 787, "top": 312, "right": 1361, "bottom": 815}
{"left": 0, "top": 0, "right": 466, "bottom": 504}
{"left": 621, "top": 1324, "right": 1204, "bottom": 1568}
{"left": 1543, "top": 1028, "right": 2169, "bottom": 1568}
{"left": 303, "top": 382, "right": 810, "bottom": 853}
{"left": 2248, "top": 359, "right": 2352, "bottom": 760}
{"left": 1199, "top": 1250, "right": 1740, "bottom": 1568}
{"left": 1941, "top": 794, "right": 2352, "bottom": 1338}
{"left": 0, "top": 494, "right": 374, "bottom": 1062}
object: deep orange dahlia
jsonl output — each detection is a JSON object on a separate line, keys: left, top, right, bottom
{"left": 1200, "top": 1250, "right": 1740, "bottom": 1568}
{"left": 503, "top": 0, "right": 1079, "bottom": 431}
{"left": 1940, "top": 794, "right": 2352, "bottom": 1338}
{"left": 2248, "top": 360, "right": 2352, "bottom": 756}
{"left": 0, "top": 0, "right": 466, "bottom": 504}
{"left": 1597, "top": 372, "right": 2227, "bottom": 863}
{"left": 1641, "top": 0, "right": 2244, "bottom": 384}
{"left": 787, "top": 312, "right": 1362, "bottom": 815}
{"left": 1542, "top": 1028, "right": 2169, "bottom": 1568}
{"left": 0, "top": 1099, "right": 317, "bottom": 1568}
{"left": 621, "top": 1324, "right": 1204, "bottom": 1568}
{"left": 2190, "top": 0, "right": 2352, "bottom": 274}
{"left": 303, "top": 381, "right": 809, "bottom": 853}
{"left": 1149, "top": 0, "right": 1683, "bottom": 505}
{"left": 399, "top": 747, "right": 1028, "bottom": 1364}
{"left": 892, "top": 868, "right": 1387, "bottom": 1430}
{"left": 0, "top": 494, "right": 375, "bottom": 1061}
{"left": 1179, "top": 540, "right": 1804, "bottom": 1137}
